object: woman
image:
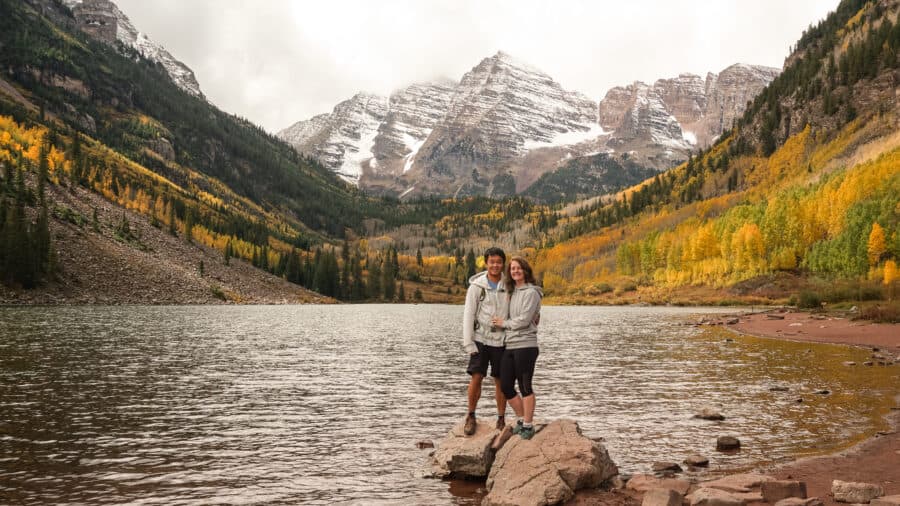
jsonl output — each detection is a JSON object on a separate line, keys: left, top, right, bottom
{"left": 491, "top": 256, "right": 542, "bottom": 440}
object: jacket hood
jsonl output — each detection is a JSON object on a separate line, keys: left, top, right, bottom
{"left": 469, "top": 270, "right": 506, "bottom": 288}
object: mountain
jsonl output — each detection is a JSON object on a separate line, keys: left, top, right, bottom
{"left": 278, "top": 92, "right": 389, "bottom": 183}
{"left": 532, "top": 0, "right": 900, "bottom": 304}
{"left": 281, "top": 53, "right": 777, "bottom": 202}
{"left": 0, "top": 0, "right": 445, "bottom": 303}
{"left": 62, "top": 0, "right": 204, "bottom": 98}
{"left": 599, "top": 64, "right": 779, "bottom": 161}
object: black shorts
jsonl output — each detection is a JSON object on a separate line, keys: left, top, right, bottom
{"left": 466, "top": 341, "right": 505, "bottom": 378}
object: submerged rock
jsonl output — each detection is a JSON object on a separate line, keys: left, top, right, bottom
{"left": 695, "top": 408, "right": 726, "bottom": 421}
{"left": 651, "top": 461, "right": 683, "bottom": 473}
{"left": 483, "top": 419, "right": 618, "bottom": 506}
{"left": 716, "top": 436, "right": 741, "bottom": 451}
{"left": 684, "top": 454, "right": 710, "bottom": 467}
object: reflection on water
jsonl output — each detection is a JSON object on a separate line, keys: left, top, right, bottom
{"left": 0, "top": 305, "right": 896, "bottom": 505}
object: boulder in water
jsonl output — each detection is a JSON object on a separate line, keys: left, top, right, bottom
{"left": 421, "top": 419, "right": 499, "bottom": 479}
{"left": 483, "top": 419, "right": 618, "bottom": 506}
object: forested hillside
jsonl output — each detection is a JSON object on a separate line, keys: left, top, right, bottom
{"left": 531, "top": 0, "right": 900, "bottom": 307}
{"left": 0, "top": 0, "right": 462, "bottom": 301}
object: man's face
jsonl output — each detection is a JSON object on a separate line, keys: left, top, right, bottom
{"left": 486, "top": 255, "right": 504, "bottom": 278}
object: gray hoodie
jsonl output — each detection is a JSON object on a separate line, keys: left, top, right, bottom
{"left": 462, "top": 271, "right": 509, "bottom": 353}
{"left": 503, "top": 283, "right": 542, "bottom": 350}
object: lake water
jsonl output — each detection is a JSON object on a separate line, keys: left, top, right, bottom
{"left": 1, "top": 305, "right": 897, "bottom": 505}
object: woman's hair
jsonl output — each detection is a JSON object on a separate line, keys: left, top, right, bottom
{"left": 505, "top": 256, "right": 536, "bottom": 292}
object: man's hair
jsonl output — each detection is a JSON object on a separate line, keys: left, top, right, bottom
{"left": 483, "top": 247, "right": 506, "bottom": 263}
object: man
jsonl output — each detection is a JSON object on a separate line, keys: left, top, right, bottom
{"left": 461, "top": 247, "right": 508, "bottom": 435}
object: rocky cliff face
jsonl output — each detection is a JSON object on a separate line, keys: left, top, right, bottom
{"left": 278, "top": 93, "right": 389, "bottom": 183}
{"left": 63, "top": 0, "right": 204, "bottom": 98}
{"left": 279, "top": 54, "right": 778, "bottom": 200}
{"left": 405, "top": 52, "right": 600, "bottom": 197}
{"left": 280, "top": 52, "right": 605, "bottom": 196}
{"left": 598, "top": 63, "right": 779, "bottom": 170}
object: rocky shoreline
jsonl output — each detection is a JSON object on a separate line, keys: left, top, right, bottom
{"left": 421, "top": 309, "right": 899, "bottom": 505}
{"left": 423, "top": 412, "right": 900, "bottom": 505}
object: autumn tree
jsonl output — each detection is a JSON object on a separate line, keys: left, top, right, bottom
{"left": 867, "top": 222, "right": 886, "bottom": 266}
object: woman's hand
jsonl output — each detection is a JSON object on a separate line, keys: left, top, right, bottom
{"left": 491, "top": 316, "right": 504, "bottom": 329}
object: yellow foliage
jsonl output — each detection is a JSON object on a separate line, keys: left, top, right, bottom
{"left": 868, "top": 222, "right": 886, "bottom": 266}
{"left": 884, "top": 260, "right": 898, "bottom": 285}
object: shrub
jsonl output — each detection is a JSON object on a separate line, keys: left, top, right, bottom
{"left": 857, "top": 303, "right": 900, "bottom": 323}
{"left": 797, "top": 290, "right": 823, "bottom": 309}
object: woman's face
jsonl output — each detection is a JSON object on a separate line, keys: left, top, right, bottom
{"left": 510, "top": 261, "right": 524, "bottom": 282}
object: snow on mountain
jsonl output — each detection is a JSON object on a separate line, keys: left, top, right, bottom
{"left": 64, "top": 0, "right": 204, "bottom": 98}
{"left": 599, "top": 63, "right": 779, "bottom": 166}
{"left": 278, "top": 93, "right": 389, "bottom": 183}
{"left": 372, "top": 80, "right": 457, "bottom": 175}
{"left": 417, "top": 51, "right": 599, "bottom": 162}
{"left": 279, "top": 53, "right": 778, "bottom": 198}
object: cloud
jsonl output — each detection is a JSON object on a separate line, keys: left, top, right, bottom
{"left": 115, "top": 0, "right": 835, "bottom": 133}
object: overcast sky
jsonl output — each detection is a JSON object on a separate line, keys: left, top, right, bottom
{"left": 114, "top": 0, "right": 836, "bottom": 133}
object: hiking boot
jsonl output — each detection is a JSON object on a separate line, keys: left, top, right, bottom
{"left": 495, "top": 415, "right": 505, "bottom": 431}
{"left": 511, "top": 420, "right": 523, "bottom": 435}
{"left": 464, "top": 414, "right": 477, "bottom": 436}
{"left": 519, "top": 425, "right": 535, "bottom": 440}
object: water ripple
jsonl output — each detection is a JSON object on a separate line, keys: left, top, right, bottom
{"left": 0, "top": 305, "right": 896, "bottom": 505}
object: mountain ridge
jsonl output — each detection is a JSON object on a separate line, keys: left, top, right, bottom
{"left": 280, "top": 53, "right": 778, "bottom": 202}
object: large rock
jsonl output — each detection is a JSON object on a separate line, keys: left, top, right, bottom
{"left": 774, "top": 498, "right": 824, "bottom": 506}
{"left": 832, "top": 480, "right": 884, "bottom": 503}
{"left": 687, "top": 487, "right": 748, "bottom": 506}
{"left": 483, "top": 419, "right": 618, "bottom": 506}
{"left": 700, "top": 473, "right": 773, "bottom": 493}
{"left": 626, "top": 474, "right": 692, "bottom": 495}
{"left": 762, "top": 481, "right": 807, "bottom": 503}
{"left": 643, "top": 488, "right": 684, "bottom": 506}
{"left": 421, "top": 420, "right": 499, "bottom": 479}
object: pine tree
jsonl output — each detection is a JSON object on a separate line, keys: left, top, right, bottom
{"left": 167, "top": 201, "right": 177, "bottom": 236}
{"left": 416, "top": 248, "right": 423, "bottom": 266}
{"left": 368, "top": 255, "right": 382, "bottom": 299}
{"left": 183, "top": 207, "right": 194, "bottom": 243}
{"left": 382, "top": 255, "right": 396, "bottom": 301}
{"left": 398, "top": 282, "right": 406, "bottom": 302}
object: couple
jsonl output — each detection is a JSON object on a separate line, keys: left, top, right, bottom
{"left": 461, "top": 247, "right": 542, "bottom": 440}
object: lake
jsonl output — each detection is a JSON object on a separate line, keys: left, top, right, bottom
{"left": 1, "top": 305, "right": 896, "bottom": 505}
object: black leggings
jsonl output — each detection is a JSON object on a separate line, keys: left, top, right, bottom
{"left": 500, "top": 347, "right": 539, "bottom": 399}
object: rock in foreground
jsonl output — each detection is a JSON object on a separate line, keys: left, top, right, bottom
{"left": 832, "top": 480, "right": 884, "bottom": 503}
{"left": 421, "top": 419, "right": 499, "bottom": 479}
{"left": 483, "top": 419, "right": 619, "bottom": 506}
